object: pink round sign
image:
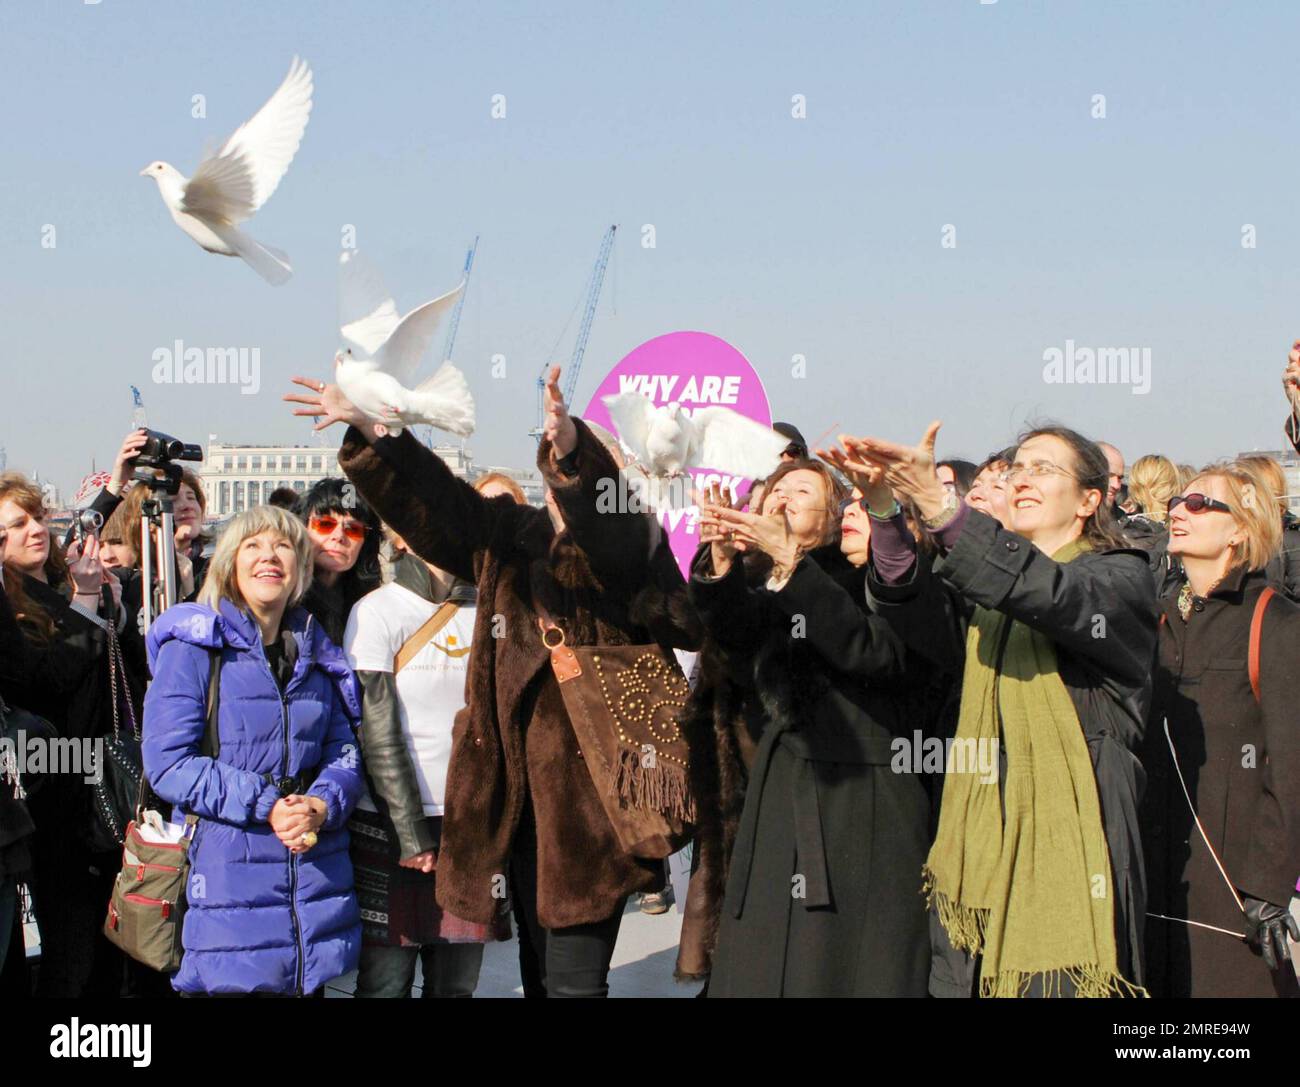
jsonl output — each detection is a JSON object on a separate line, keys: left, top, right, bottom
{"left": 582, "top": 331, "right": 774, "bottom": 575}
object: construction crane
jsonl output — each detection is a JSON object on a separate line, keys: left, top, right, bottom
{"left": 531, "top": 224, "right": 617, "bottom": 439}
{"left": 442, "top": 235, "right": 478, "bottom": 366}
{"left": 421, "top": 236, "right": 479, "bottom": 451}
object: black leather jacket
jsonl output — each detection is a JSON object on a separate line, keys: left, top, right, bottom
{"left": 353, "top": 553, "right": 476, "bottom": 859}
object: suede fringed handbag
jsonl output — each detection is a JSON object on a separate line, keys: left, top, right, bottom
{"left": 535, "top": 604, "right": 696, "bottom": 860}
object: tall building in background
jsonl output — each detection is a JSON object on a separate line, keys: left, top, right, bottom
{"left": 200, "top": 440, "right": 542, "bottom": 521}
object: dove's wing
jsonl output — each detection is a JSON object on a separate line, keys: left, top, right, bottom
{"left": 689, "top": 407, "right": 790, "bottom": 479}
{"left": 602, "top": 392, "right": 658, "bottom": 463}
{"left": 180, "top": 153, "right": 257, "bottom": 224}
{"left": 372, "top": 281, "right": 465, "bottom": 387}
{"left": 184, "top": 57, "right": 312, "bottom": 223}
{"left": 338, "top": 250, "right": 401, "bottom": 358}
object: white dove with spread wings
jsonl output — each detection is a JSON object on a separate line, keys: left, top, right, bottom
{"left": 332, "top": 250, "right": 474, "bottom": 439}
{"left": 141, "top": 57, "right": 313, "bottom": 285}
{"left": 603, "top": 393, "right": 789, "bottom": 484}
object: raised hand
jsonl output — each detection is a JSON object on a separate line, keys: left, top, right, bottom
{"left": 1284, "top": 340, "right": 1300, "bottom": 412}
{"left": 709, "top": 498, "right": 802, "bottom": 578}
{"left": 696, "top": 481, "right": 741, "bottom": 576}
{"left": 542, "top": 365, "right": 578, "bottom": 458}
{"left": 284, "top": 375, "right": 377, "bottom": 437}
{"left": 818, "top": 436, "right": 894, "bottom": 512}
{"left": 843, "top": 422, "right": 948, "bottom": 522}
{"left": 65, "top": 535, "right": 104, "bottom": 597}
{"left": 110, "top": 429, "right": 150, "bottom": 494}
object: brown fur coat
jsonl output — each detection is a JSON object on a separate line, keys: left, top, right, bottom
{"left": 338, "top": 420, "right": 704, "bottom": 928}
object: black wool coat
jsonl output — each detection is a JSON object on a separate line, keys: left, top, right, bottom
{"left": 687, "top": 544, "right": 933, "bottom": 998}
{"left": 868, "top": 510, "right": 1159, "bottom": 996}
{"left": 1142, "top": 566, "right": 1300, "bottom": 998}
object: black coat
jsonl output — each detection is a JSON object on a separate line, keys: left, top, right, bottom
{"left": 689, "top": 545, "right": 933, "bottom": 997}
{"left": 868, "top": 510, "right": 1158, "bottom": 995}
{"left": 1141, "top": 566, "right": 1300, "bottom": 997}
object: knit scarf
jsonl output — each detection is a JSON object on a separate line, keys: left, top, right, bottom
{"left": 922, "top": 537, "right": 1145, "bottom": 998}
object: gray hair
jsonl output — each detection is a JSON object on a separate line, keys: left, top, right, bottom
{"left": 197, "top": 505, "right": 314, "bottom": 612}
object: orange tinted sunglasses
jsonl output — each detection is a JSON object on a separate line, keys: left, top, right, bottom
{"left": 309, "top": 514, "right": 368, "bottom": 542}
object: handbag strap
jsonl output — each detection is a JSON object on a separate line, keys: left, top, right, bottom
{"left": 136, "top": 646, "right": 222, "bottom": 816}
{"left": 1248, "top": 586, "right": 1275, "bottom": 706}
{"left": 105, "top": 621, "right": 139, "bottom": 743}
{"left": 394, "top": 601, "right": 459, "bottom": 674}
{"left": 531, "top": 588, "right": 584, "bottom": 684}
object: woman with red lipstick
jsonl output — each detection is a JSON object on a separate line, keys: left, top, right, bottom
{"left": 681, "top": 458, "right": 935, "bottom": 996}
{"left": 295, "top": 478, "right": 382, "bottom": 645}
{"left": 1141, "top": 462, "right": 1300, "bottom": 997}
{"left": 854, "top": 424, "right": 1157, "bottom": 998}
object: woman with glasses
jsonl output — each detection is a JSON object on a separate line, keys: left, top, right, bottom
{"left": 848, "top": 424, "right": 1157, "bottom": 998}
{"left": 681, "top": 458, "right": 934, "bottom": 996}
{"left": 1141, "top": 463, "right": 1300, "bottom": 997}
{"left": 294, "top": 478, "right": 382, "bottom": 645}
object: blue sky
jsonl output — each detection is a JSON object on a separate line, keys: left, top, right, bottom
{"left": 4, "top": 0, "right": 1300, "bottom": 495}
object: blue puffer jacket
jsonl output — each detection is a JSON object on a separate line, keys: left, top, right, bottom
{"left": 143, "top": 599, "right": 363, "bottom": 995}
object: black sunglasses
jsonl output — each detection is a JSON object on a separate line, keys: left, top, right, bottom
{"left": 1168, "top": 493, "right": 1232, "bottom": 515}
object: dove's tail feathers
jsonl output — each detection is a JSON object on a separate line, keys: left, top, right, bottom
{"left": 209, "top": 222, "right": 292, "bottom": 285}
{"left": 409, "top": 363, "right": 476, "bottom": 437}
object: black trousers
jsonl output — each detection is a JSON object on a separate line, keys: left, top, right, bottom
{"left": 508, "top": 810, "right": 625, "bottom": 998}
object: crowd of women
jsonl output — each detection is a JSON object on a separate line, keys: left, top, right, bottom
{"left": 2, "top": 349, "right": 1300, "bottom": 999}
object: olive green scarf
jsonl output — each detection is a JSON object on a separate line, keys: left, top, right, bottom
{"left": 922, "top": 537, "right": 1145, "bottom": 998}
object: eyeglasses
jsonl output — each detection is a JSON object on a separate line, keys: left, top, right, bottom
{"left": 837, "top": 496, "right": 866, "bottom": 514}
{"left": 309, "top": 514, "right": 369, "bottom": 542}
{"left": 1168, "top": 493, "right": 1233, "bottom": 515}
{"left": 999, "top": 461, "right": 1076, "bottom": 485}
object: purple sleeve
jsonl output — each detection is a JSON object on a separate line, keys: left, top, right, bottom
{"left": 869, "top": 512, "right": 919, "bottom": 584}
{"left": 870, "top": 503, "right": 973, "bottom": 584}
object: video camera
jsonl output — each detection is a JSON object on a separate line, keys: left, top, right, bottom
{"left": 131, "top": 430, "right": 203, "bottom": 496}
{"left": 128, "top": 431, "right": 204, "bottom": 625}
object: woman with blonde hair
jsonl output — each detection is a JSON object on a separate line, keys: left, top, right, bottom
{"left": 142, "top": 505, "right": 363, "bottom": 995}
{"left": 1141, "top": 462, "right": 1300, "bottom": 996}
{"left": 1237, "top": 454, "right": 1300, "bottom": 600}
{"left": 1127, "top": 455, "right": 1180, "bottom": 525}
{"left": 1120, "top": 454, "right": 1182, "bottom": 597}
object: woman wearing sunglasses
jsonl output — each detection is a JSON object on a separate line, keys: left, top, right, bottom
{"left": 294, "top": 478, "right": 382, "bottom": 645}
{"left": 679, "top": 457, "right": 936, "bottom": 996}
{"left": 1141, "top": 463, "right": 1300, "bottom": 997}
{"left": 849, "top": 423, "right": 1157, "bottom": 998}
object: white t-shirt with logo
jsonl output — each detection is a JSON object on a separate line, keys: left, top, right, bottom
{"left": 343, "top": 581, "right": 475, "bottom": 817}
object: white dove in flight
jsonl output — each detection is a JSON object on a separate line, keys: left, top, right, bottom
{"left": 333, "top": 250, "right": 474, "bottom": 438}
{"left": 140, "top": 57, "right": 313, "bottom": 285}
{"left": 603, "top": 393, "right": 789, "bottom": 492}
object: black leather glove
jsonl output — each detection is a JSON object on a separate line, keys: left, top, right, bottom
{"left": 1242, "top": 897, "right": 1300, "bottom": 971}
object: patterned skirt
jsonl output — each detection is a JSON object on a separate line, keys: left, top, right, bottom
{"left": 349, "top": 808, "right": 511, "bottom": 948}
